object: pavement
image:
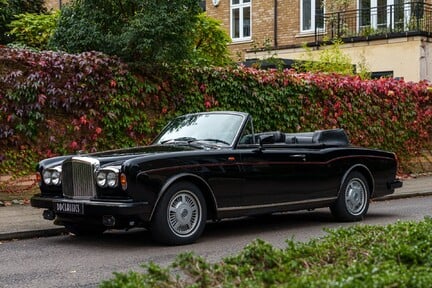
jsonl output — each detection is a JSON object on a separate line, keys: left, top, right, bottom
{"left": 0, "top": 176, "right": 431, "bottom": 242}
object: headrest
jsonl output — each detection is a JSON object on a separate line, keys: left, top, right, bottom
{"left": 312, "top": 129, "right": 349, "bottom": 146}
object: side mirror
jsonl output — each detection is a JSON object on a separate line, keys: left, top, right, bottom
{"left": 252, "top": 136, "right": 264, "bottom": 153}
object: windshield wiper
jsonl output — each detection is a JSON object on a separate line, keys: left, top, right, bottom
{"left": 160, "top": 137, "right": 197, "bottom": 144}
{"left": 193, "top": 138, "right": 231, "bottom": 146}
{"left": 160, "top": 137, "right": 230, "bottom": 147}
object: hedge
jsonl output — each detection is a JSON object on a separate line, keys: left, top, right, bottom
{"left": 179, "top": 66, "right": 432, "bottom": 168}
{"left": 100, "top": 218, "right": 432, "bottom": 287}
{"left": 0, "top": 47, "right": 431, "bottom": 176}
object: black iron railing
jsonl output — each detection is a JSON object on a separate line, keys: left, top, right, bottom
{"left": 315, "top": 2, "right": 432, "bottom": 44}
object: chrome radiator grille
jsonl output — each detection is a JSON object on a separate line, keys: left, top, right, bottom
{"left": 62, "top": 157, "right": 99, "bottom": 199}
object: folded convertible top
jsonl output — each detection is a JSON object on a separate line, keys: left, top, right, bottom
{"left": 256, "top": 129, "right": 350, "bottom": 146}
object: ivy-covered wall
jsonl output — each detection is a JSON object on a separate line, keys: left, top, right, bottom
{"left": 1, "top": 47, "right": 431, "bottom": 175}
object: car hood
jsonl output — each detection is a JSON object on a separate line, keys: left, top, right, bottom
{"left": 86, "top": 144, "right": 202, "bottom": 166}
{"left": 38, "top": 144, "right": 200, "bottom": 170}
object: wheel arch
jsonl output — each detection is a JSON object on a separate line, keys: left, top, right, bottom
{"left": 149, "top": 173, "right": 218, "bottom": 221}
{"left": 339, "top": 164, "right": 374, "bottom": 197}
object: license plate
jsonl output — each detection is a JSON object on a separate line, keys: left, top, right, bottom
{"left": 53, "top": 201, "right": 84, "bottom": 215}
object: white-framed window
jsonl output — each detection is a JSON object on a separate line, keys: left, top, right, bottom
{"left": 300, "top": 0, "right": 324, "bottom": 33}
{"left": 230, "top": 0, "right": 251, "bottom": 41}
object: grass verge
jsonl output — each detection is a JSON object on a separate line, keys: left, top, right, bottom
{"left": 100, "top": 217, "right": 432, "bottom": 288}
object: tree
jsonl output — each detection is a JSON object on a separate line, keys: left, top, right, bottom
{"left": 49, "top": 0, "right": 204, "bottom": 75}
{"left": 191, "top": 13, "right": 232, "bottom": 66}
{"left": 49, "top": 0, "right": 139, "bottom": 54}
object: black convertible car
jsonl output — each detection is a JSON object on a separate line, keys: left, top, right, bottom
{"left": 31, "top": 111, "right": 402, "bottom": 245}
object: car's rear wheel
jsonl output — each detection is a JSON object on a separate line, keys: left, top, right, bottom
{"left": 330, "top": 171, "right": 370, "bottom": 221}
{"left": 151, "top": 181, "right": 207, "bottom": 245}
{"left": 64, "top": 223, "right": 106, "bottom": 236}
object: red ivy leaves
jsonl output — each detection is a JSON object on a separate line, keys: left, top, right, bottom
{"left": 1, "top": 47, "right": 431, "bottom": 173}
{"left": 189, "top": 67, "right": 432, "bottom": 170}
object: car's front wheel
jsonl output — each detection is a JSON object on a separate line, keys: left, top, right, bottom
{"left": 151, "top": 181, "right": 207, "bottom": 245}
{"left": 330, "top": 171, "right": 370, "bottom": 221}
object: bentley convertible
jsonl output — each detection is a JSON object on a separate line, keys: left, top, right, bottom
{"left": 31, "top": 111, "right": 402, "bottom": 245}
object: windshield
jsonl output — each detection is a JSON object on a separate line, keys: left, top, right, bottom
{"left": 153, "top": 113, "right": 245, "bottom": 146}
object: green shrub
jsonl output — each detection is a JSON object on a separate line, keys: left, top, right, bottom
{"left": 293, "top": 38, "right": 371, "bottom": 79}
{"left": 99, "top": 218, "right": 432, "bottom": 287}
{"left": 294, "top": 39, "right": 355, "bottom": 75}
{"left": 190, "top": 13, "right": 233, "bottom": 66}
{"left": 48, "top": 0, "right": 122, "bottom": 55}
{"left": 6, "top": 0, "right": 45, "bottom": 14}
{"left": 8, "top": 11, "right": 59, "bottom": 50}
{"left": 0, "top": 0, "right": 46, "bottom": 44}
{"left": 49, "top": 0, "right": 203, "bottom": 75}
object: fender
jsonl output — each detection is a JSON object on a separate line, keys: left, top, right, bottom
{"left": 337, "top": 164, "right": 375, "bottom": 197}
{"left": 149, "top": 173, "right": 218, "bottom": 220}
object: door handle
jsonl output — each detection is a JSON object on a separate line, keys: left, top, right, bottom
{"left": 290, "top": 154, "right": 306, "bottom": 161}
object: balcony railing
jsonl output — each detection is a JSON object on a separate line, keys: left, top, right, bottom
{"left": 315, "top": 2, "right": 432, "bottom": 44}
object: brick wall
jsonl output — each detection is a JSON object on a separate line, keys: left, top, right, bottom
{"left": 276, "top": 0, "right": 302, "bottom": 48}
{"left": 207, "top": 0, "right": 432, "bottom": 61}
{"left": 206, "top": 0, "right": 307, "bottom": 60}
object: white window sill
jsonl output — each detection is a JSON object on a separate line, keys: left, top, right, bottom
{"left": 296, "top": 31, "right": 325, "bottom": 38}
{"left": 230, "top": 39, "right": 253, "bottom": 45}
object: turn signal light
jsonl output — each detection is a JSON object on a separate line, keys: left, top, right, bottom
{"left": 36, "top": 172, "right": 42, "bottom": 185}
{"left": 120, "top": 173, "right": 127, "bottom": 190}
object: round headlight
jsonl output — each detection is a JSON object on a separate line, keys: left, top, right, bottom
{"left": 43, "top": 170, "right": 52, "bottom": 185}
{"left": 106, "top": 172, "right": 118, "bottom": 188}
{"left": 96, "top": 171, "right": 107, "bottom": 187}
{"left": 51, "top": 170, "right": 62, "bottom": 186}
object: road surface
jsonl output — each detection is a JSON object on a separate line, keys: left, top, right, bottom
{"left": 0, "top": 196, "right": 431, "bottom": 288}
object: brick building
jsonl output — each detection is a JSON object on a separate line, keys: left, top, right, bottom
{"left": 206, "top": 1, "right": 432, "bottom": 82}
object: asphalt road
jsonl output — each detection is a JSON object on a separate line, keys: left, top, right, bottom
{"left": 1, "top": 196, "right": 431, "bottom": 288}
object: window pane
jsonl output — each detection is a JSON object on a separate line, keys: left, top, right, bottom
{"left": 315, "top": 0, "right": 324, "bottom": 29}
{"left": 394, "top": 0, "right": 405, "bottom": 13}
{"left": 232, "top": 8, "right": 240, "bottom": 38}
{"left": 243, "top": 6, "right": 251, "bottom": 37}
{"left": 302, "top": 0, "right": 311, "bottom": 30}
{"left": 377, "top": 0, "right": 387, "bottom": 27}
{"left": 232, "top": 0, "right": 240, "bottom": 5}
{"left": 394, "top": 0, "right": 405, "bottom": 29}
{"left": 360, "top": 0, "right": 371, "bottom": 26}
{"left": 239, "top": 118, "right": 254, "bottom": 144}
{"left": 412, "top": 1, "right": 424, "bottom": 19}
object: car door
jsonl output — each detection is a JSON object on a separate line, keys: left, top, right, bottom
{"left": 238, "top": 146, "right": 336, "bottom": 208}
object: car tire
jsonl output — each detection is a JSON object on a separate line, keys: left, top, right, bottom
{"left": 330, "top": 171, "right": 370, "bottom": 222}
{"left": 64, "top": 223, "right": 106, "bottom": 236}
{"left": 151, "top": 181, "right": 207, "bottom": 245}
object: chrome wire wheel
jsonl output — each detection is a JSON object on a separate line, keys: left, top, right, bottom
{"left": 167, "top": 190, "right": 202, "bottom": 238}
{"left": 344, "top": 178, "right": 367, "bottom": 216}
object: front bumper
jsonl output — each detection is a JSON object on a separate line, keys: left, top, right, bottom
{"left": 30, "top": 195, "right": 151, "bottom": 219}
